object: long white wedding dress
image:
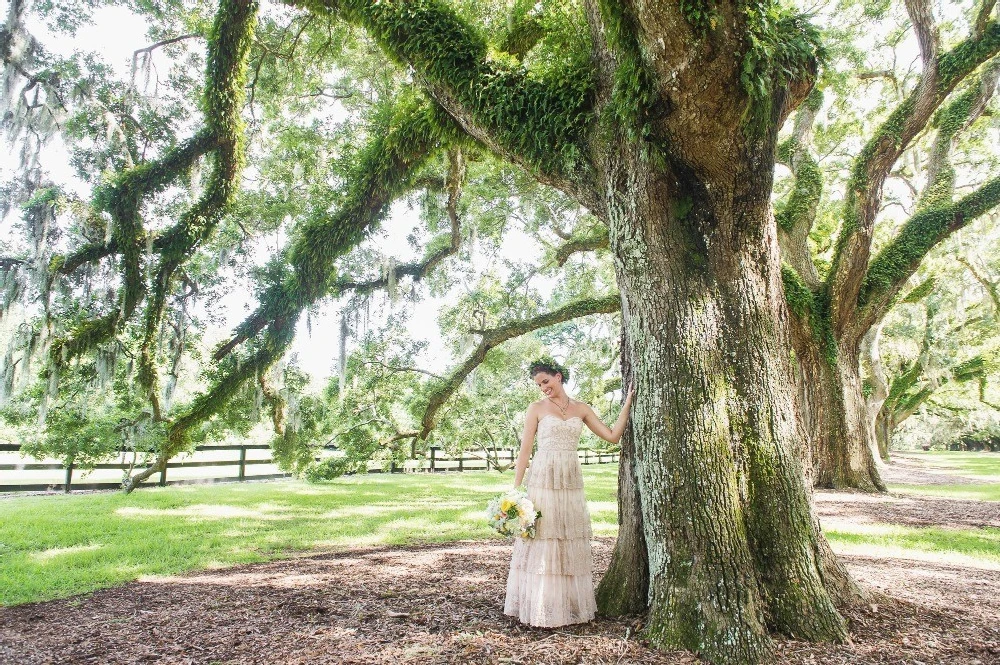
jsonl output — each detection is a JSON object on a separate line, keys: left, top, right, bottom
{"left": 504, "top": 415, "right": 596, "bottom": 627}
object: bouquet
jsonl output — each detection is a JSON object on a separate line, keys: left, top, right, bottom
{"left": 487, "top": 488, "right": 541, "bottom": 538}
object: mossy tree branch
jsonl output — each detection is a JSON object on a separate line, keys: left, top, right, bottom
{"left": 858, "top": 174, "right": 1000, "bottom": 327}
{"left": 337, "top": 147, "right": 465, "bottom": 295}
{"left": 854, "top": 54, "right": 1000, "bottom": 332}
{"left": 879, "top": 300, "right": 990, "bottom": 436}
{"left": 828, "top": 14, "right": 1000, "bottom": 335}
{"left": 975, "top": 0, "right": 998, "bottom": 39}
{"left": 284, "top": 0, "right": 601, "bottom": 211}
{"left": 213, "top": 134, "right": 465, "bottom": 362}
{"left": 776, "top": 88, "right": 824, "bottom": 289}
{"left": 921, "top": 57, "right": 1000, "bottom": 210}
{"left": 49, "top": 0, "right": 260, "bottom": 368}
{"left": 417, "top": 294, "right": 621, "bottom": 439}
{"left": 130, "top": 98, "right": 466, "bottom": 492}
{"left": 138, "top": 1, "right": 258, "bottom": 421}
{"left": 553, "top": 226, "right": 609, "bottom": 266}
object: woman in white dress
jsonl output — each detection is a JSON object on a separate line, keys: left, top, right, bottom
{"left": 504, "top": 358, "right": 634, "bottom": 627}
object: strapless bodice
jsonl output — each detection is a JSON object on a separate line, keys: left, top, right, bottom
{"left": 536, "top": 415, "right": 583, "bottom": 452}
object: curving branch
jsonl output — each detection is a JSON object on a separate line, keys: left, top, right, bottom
{"left": 776, "top": 89, "right": 824, "bottom": 289}
{"left": 132, "top": 33, "right": 202, "bottom": 83}
{"left": 852, "top": 55, "right": 1000, "bottom": 333}
{"left": 922, "top": 57, "right": 1000, "bottom": 209}
{"left": 213, "top": 139, "right": 466, "bottom": 362}
{"left": 130, "top": 97, "right": 467, "bottom": 493}
{"left": 975, "top": 0, "right": 998, "bottom": 39}
{"left": 554, "top": 227, "right": 609, "bottom": 266}
{"left": 827, "top": 15, "right": 1000, "bottom": 335}
{"left": 137, "top": 4, "right": 258, "bottom": 420}
{"left": 336, "top": 147, "right": 465, "bottom": 295}
{"left": 282, "top": 0, "right": 602, "bottom": 213}
{"left": 48, "top": 129, "right": 222, "bottom": 362}
{"left": 417, "top": 293, "right": 621, "bottom": 439}
{"left": 857, "top": 174, "right": 1000, "bottom": 327}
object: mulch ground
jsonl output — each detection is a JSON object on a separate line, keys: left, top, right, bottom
{"left": 2, "top": 473, "right": 999, "bottom": 664}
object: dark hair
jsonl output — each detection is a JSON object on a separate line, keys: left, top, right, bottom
{"left": 528, "top": 357, "right": 570, "bottom": 384}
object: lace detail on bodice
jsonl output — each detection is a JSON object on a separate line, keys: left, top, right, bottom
{"left": 537, "top": 415, "right": 583, "bottom": 452}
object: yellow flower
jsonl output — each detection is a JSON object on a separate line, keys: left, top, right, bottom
{"left": 500, "top": 499, "right": 515, "bottom": 512}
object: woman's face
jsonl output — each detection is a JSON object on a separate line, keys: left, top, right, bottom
{"left": 533, "top": 371, "right": 562, "bottom": 397}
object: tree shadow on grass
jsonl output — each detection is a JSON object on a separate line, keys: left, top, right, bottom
{"left": 1, "top": 539, "right": 999, "bottom": 665}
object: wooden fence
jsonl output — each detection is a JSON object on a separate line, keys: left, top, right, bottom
{"left": 0, "top": 443, "right": 619, "bottom": 493}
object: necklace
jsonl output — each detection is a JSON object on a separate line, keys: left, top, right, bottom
{"left": 549, "top": 395, "right": 571, "bottom": 417}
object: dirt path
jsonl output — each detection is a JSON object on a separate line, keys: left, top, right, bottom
{"left": 814, "top": 490, "right": 1000, "bottom": 529}
{"left": 880, "top": 453, "right": 990, "bottom": 486}
{"left": 2, "top": 531, "right": 998, "bottom": 665}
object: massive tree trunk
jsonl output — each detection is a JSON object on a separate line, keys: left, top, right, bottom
{"left": 595, "top": 133, "right": 848, "bottom": 661}
{"left": 792, "top": 333, "right": 886, "bottom": 492}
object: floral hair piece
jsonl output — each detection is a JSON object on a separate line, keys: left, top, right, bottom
{"left": 528, "top": 356, "right": 570, "bottom": 384}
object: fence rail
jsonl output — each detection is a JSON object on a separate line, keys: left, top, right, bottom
{"left": 0, "top": 443, "right": 619, "bottom": 493}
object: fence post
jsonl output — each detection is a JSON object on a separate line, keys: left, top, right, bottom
{"left": 239, "top": 445, "right": 247, "bottom": 481}
{"left": 430, "top": 446, "right": 437, "bottom": 472}
{"left": 64, "top": 462, "right": 74, "bottom": 493}
{"left": 458, "top": 454, "right": 464, "bottom": 472}
{"left": 390, "top": 460, "right": 397, "bottom": 473}
{"left": 159, "top": 465, "right": 167, "bottom": 487}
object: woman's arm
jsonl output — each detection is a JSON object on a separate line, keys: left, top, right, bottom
{"left": 512, "top": 403, "right": 539, "bottom": 487}
{"left": 582, "top": 388, "right": 635, "bottom": 443}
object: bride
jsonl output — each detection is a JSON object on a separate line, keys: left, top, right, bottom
{"left": 504, "top": 357, "right": 634, "bottom": 627}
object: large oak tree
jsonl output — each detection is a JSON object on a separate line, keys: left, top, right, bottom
{"left": 4, "top": 0, "right": 1000, "bottom": 663}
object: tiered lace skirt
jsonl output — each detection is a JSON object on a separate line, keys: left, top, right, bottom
{"left": 504, "top": 447, "right": 596, "bottom": 627}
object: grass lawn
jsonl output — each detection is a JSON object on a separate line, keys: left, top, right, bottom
{"left": 825, "top": 524, "right": 1000, "bottom": 567}
{"left": 0, "top": 465, "right": 618, "bottom": 607}
{"left": 888, "top": 483, "right": 1000, "bottom": 501}
{"left": 888, "top": 450, "right": 1000, "bottom": 501}
{"left": 4, "top": 453, "right": 999, "bottom": 609}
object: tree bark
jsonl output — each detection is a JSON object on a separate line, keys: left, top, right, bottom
{"left": 874, "top": 409, "right": 892, "bottom": 460}
{"left": 594, "top": 320, "right": 648, "bottom": 616}
{"left": 597, "top": 137, "right": 848, "bottom": 663}
{"left": 862, "top": 326, "right": 892, "bottom": 462}
{"left": 793, "top": 334, "right": 886, "bottom": 492}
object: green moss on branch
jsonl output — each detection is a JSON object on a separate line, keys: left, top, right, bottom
{"left": 291, "top": 0, "right": 594, "bottom": 176}
{"left": 52, "top": 0, "right": 259, "bottom": 369}
{"left": 782, "top": 263, "right": 836, "bottom": 364}
{"left": 417, "top": 293, "right": 621, "bottom": 438}
{"left": 741, "top": 5, "right": 823, "bottom": 134}
{"left": 596, "top": 0, "right": 659, "bottom": 149}
{"left": 859, "top": 175, "right": 1000, "bottom": 310}
{"left": 775, "top": 139, "right": 822, "bottom": 233}
{"left": 170, "top": 97, "right": 463, "bottom": 452}
{"left": 831, "top": 20, "right": 1000, "bottom": 286}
